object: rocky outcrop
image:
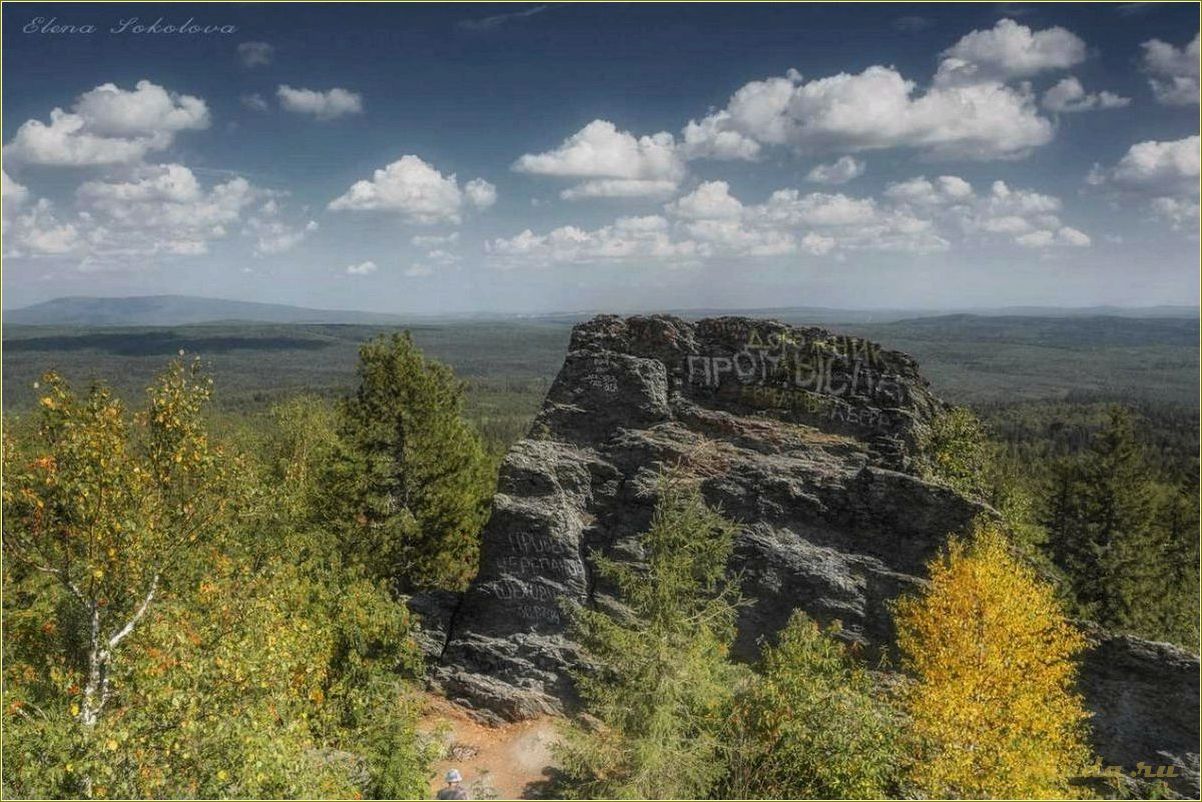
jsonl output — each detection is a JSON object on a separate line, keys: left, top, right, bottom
{"left": 1079, "top": 630, "right": 1200, "bottom": 796}
{"left": 420, "top": 314, "right": 1199, "bottom": 796}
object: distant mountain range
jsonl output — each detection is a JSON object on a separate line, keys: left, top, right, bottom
{"left": 3, "top": 296, "right": 412, "bottom": 327}
{"left": 4, "top": 295, "right": 1199, "bottom": 328}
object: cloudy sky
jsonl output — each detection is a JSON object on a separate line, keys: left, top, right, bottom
{"left": 2, "top": 3, "right": 1198, "bottom": 314}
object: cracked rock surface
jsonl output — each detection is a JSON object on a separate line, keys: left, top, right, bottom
{"left": 418, "top": 314, "right": 1198, "bottom": 796}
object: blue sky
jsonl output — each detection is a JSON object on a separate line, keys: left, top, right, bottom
{"left": 2, "top": 2, "right": 1199, "bottom": 314}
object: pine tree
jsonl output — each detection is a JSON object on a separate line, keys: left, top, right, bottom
{"left": 893, "top": 523, "right": 1094, "bottom": 799}
{"left": 324, "top": 332, "right": 492, "bottom": 591}
{"left": 554, "top": 476, "right": 743, "bottom": 800}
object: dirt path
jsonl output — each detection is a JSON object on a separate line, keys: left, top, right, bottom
{"left": 419, "top": 694, "right": 561, "bottom": 800}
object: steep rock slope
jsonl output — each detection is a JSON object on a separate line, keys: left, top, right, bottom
{"left": 424, "top": 314, "right": 1198, "bottom": 796}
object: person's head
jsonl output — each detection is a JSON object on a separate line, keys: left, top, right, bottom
{"left": 445, "top": 769, "right": 462, "bottom": 786}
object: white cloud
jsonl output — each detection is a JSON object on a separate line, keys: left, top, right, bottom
{"left": 1149, "top": 197, "right": 1201, "bottom": 230}
{"left": 486, "top": 215, "right": 704, "bottom": 268}
{"left": 749, "top": 190, "right": 880, "bottom": 228}
{"left": 1141, "top": 33, "right": 1200, "bottom": 105}
{"left": 800, "top": 232, "right": 837, "bottom": 255}
{"left": 76, "top": 163, "right": 258, "bottom": 257}
{"left": 328, "top": 155, "right": 495, "bottom": 224}
{"left": 680, "top": 112, "right": 763, "bottom": 161}
{"left": 882, "top": 176, "right": 1090, "bottom": 249}
{"left": 424, "top": 248, "right": 460, "bottom": 265}
{"left": 464, "top": 177, "right": 498, "bottom": 208}
{"left": 244, "top": 203, "right": 318, "bottom": 255}
{"left": 411, "top": 232, "right": 460, "bottom": 247}
{"left": 806, "top": 156, "right": 866, "bottom": 185}
{"left": 1056, "top": 226, "right": 1092, "bottom": 247}
{"left": 404, "top": 263, "right": 435, "bottom": 277}
{"left": 1014, "top": 227, "right": 1091, "bottom": 249}
{"left": 680, "top": 65, "right": 1053, "bottom": 162}
{"left": 241, "top": 93, "right": 269, "bottom": 112}
{"left": 681, "top": 219, "right": 797, "bottom": 256}
{"left": 1091, "top": 136, "right": 1201, "bottom": 197}
{"left": 560, "top": 179, "right": 679, "bottom": 200}
{"left": 1041, "top": 77, "right": 1130, "bottom": 113}
{"left": 513, "top": 120, "right": 687, "bottom": 198}
{"left": 883, "top": 175, "right": 974, "bottom": 206}
{"left": 237, "top": 41, "right": 275, "bottom": 68}
{"left": 2, "top": 169, "right": 30, "bottom": 208}
{"left": 664, "top": 181, "right": 744, "bottom": 220}
{"left": 4, "top": 80, "right": 210, "bottom": 166}
{"left": 489, "top": 172, "right": 1094, "bottom": 267}
{"left": 1, "top": 181, "right": 82, "bottom": 257}
{"left": 346, "top": 260, "right": 378, "bottom": 276}
{"left": 743, "top": 189, "right": 949, "bottom": 255}
{"left": 1089, "top": 136, "right": 1201, "bottom": 230}
{"left": 276, "top": 85, "right": 363, "bottom": 120}
{"left": 936, "top": 19, "right": 1086, "bottom": 84}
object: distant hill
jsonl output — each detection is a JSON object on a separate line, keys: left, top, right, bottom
{"left": 5, "top": 295, "right": 1198, "bottom": 328}
{"left": 3, "top": 296, "right": 411, "bottom": 327}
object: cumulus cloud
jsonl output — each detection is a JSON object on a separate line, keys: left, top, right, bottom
{"left": 513, "top": 120, "right": 687, "bottom": 198}
{"left": 664, "top": 181, "right": 744, "bottom": 220}
{"left": 2, "top": 169, "right": 30, "bottom": 207}
{"left": 346, "top": 260, "right": 378, "bottom": 276}
{"left": 883, "top": 175, "right": 974, "bottom": 206}
{"left": 1141, "top": 33, "right": 1200, "bottom": 105}
{"left": 973, "top": 181, "right": 1084, "bottom": 246}
{"left": 486, "top": 215, "right": 704, "bottom": 268}
{"left": 75, "top": 163, "right": 259, "bottom": 257}
{"left": 1041, "top": 77, "right": 1130, "bottom": 113}
{"left": 681, "top": 112, "right": 763, "bottom": 161}
{"left": 679, "top": 65, "right": 1053, "bottom": 162}
{"left": 243, "top": 201, "right": 318, "bottom": 255}
{"left": 1090, "top": 136, "right": 1201, "bottom": 197}
{"left": 238, "top": 41, "right": 275, "bottom": 68}
{"left": 4, "top": 80, "right": 210, "bottom": 166}
{"left": 806, "top": 156, "right": 866, "bottom": 185}
{"left": 679, "top": 20, "right": 1097, "bottom": 163}
{"left": 883, "top": 176, "right": 1091, "bottom": 249}
{"left": 464, "top": 177, "right": 498, "bottom": 209}
{"left": 490, "top": 171, "right": 1093, "bottom": 267}
{"left": 1089, "top": 136, "right": 1200, "bottom": 229}
{"left": 750, "top": 190, "right": 948, "bottom": 253}
{"left": 935, "top": 19, "right": 1086, "bottom": 85}
{"left": 328, "top": 155, "right": 495, "bottom": 224}
{"left": 277, "top": 85, "right": 363, "bottom": 120}
{"left": 2, "top": 173, "right": 82, "bottom": 257}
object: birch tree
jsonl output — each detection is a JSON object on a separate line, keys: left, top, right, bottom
{"left": 3, "top": 361, "right": 238, "bottom": 739}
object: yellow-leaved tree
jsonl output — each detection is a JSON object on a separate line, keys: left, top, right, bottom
{"left": 893, "top": 522, "right": 1094, "bottom": 799}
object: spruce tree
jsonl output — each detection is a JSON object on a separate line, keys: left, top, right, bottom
{"left": 1043, "top": 406, "right": 1197, "bottom": 646}
{"left": 554, "top": 475, "right": 743, "bottom": 800}
{"left": 723, "top": 613, "right": 903, "bottom": 799}
{"left": 324, "top": 332, "right": 491, "bottom": 591}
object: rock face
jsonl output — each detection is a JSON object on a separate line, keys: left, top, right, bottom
{"left": 424, "top": 314, "right": 1199, "bottom": 796}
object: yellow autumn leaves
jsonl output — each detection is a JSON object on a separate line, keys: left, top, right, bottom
{"left": 895, "top": 522, "right": 1093, "bottom": 798}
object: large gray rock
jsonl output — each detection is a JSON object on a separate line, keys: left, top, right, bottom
{"left": 427, "top": 314, "right": 1199, "bottom": 795}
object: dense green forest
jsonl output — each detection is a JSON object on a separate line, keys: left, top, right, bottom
{"left": 3, "top": 315, "right": 1198, "bottom": 798}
